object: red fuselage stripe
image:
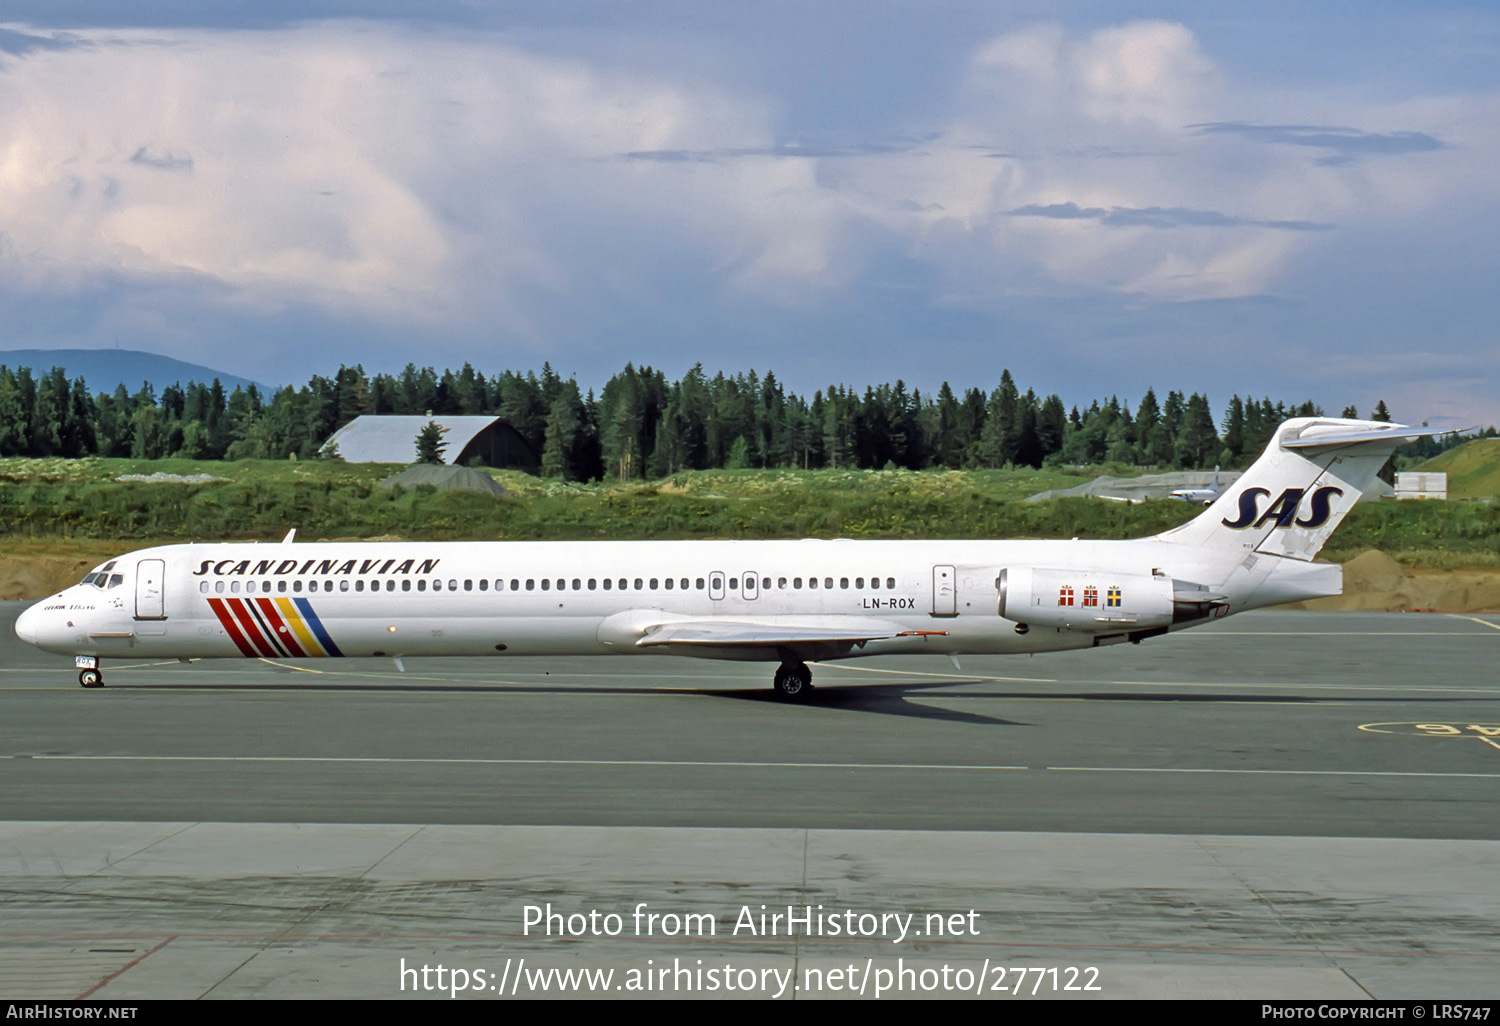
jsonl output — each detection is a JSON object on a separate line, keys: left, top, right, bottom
{"left": 225, "top": 598, "right": 278, "bottom": 657}
{"left": 206, "top": 598, "right": 258, "bottom": 657}
{"left": 241, "top": 597, "right": 291, "bottom": 657}
{"left": 254, "top": 597, "right": 308, "bottom": 657}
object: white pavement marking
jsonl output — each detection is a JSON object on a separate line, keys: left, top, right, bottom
{"left": 24, "top": 755, "right": 1030, "bottom": 771}
{"left": 1048, "top": 766, "right": 1500, "bottom": 778}
{"left": 12, "top": 754, "right": 1499, "bottom": 779}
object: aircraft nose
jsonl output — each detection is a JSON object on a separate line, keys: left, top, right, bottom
{"left": 14, "top": 603, "right": 41, "bottom": 646}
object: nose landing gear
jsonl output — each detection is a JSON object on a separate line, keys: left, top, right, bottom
{"left": 76, "top": 656, "right": 103, "bottom": 688}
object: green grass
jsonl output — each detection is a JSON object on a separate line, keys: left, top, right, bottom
{"left": 2, "top": 457, "right": 1498, "bottom": 567}
{"left": 1414, "top": 438, "right": 1500, "bottom": 500}
{"left": 0, "top": 457, "right": 1184, "bottom": 543}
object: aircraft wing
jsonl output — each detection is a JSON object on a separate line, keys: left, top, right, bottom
{"left": 635, "top": 618, "right": 919, "bottom": 649}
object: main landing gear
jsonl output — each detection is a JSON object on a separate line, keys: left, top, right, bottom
{"left": 772, "top": 662, "right": 812, "bottom": 702}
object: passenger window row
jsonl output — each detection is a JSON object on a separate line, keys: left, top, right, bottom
{"left": 199, "top": 574, "right": 901, "bottom": 595}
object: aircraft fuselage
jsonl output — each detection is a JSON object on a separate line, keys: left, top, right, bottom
{"left": 14, "top": 535, "right": 1334, "bottom": 669}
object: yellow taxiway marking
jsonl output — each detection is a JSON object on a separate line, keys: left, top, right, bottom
{"left": 1447, "top": 614, "right": 1500, "bottom": 632}
{"left": 1360, "top": 721, "right": 1500, "bottom": 752}
{"left": 257, "top": 658, "right": 327, "bottom": 675}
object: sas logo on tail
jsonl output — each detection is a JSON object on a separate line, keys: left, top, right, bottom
{"left": 1221, "top": 486, "right": 1344, "bottom": 530}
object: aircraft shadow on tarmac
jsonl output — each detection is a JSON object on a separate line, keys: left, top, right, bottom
{"left": 699, "top": 683, "right": 1500, "bottom": 719}
{"left": 697, "top": 681, "right": 1029, "bottom": 725}
{"left": 96, "top": 669, "right": 1500, "bottom": 727}
{"left": 107, "top": 675, "right": 1023, "bottom": 726}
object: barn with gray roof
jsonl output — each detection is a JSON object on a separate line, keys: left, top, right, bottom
{"left": 322, "top": 415, "right": 538, "bottom": 471}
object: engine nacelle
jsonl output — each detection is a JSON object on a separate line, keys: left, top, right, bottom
{"left": 998, "top": 567, "right": 1176, "bottom": 632}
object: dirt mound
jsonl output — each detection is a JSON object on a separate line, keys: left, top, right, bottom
{"left": 1331, "top": 550, "right": 1415, "bottom": 609}
{"left": 1398, "top": 567, "right": 1500, "bottom": 613}
{"left": 1296, "top": 550, "right": 1500, "bottom": 612}
{"left": 0, "top": 556, "right": 94, "bottom": 600}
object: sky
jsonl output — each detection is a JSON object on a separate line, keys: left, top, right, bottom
{"left": 0, "top": 1, "right": 1496, "bottom": 429}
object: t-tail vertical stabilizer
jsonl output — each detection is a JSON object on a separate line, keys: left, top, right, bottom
{"left": 1154, "top": 417, "right": 1447, "bottom": 611}
{"left": 1158, "top": 417, "right": 1438, "bottom": 562}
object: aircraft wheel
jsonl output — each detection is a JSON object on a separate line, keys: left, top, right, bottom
{"left": 79, "top": 669, "right": 104, "bottom": 689}
{"left": 773, "top": 663, "right": 812, "bottom": 701}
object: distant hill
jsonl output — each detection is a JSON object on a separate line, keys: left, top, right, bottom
{"left": 1414, "top": 438, "right": 1500, "bottom": 499}
{"left": 0, "top": 348, "right": 269, "bottom": 395}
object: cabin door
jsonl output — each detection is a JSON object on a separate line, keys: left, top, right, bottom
{"left": 931, "top": 564, "right": 956, "bottom": 617}
{"left": 135, "top": 559, "right": 166, "bottom": 620}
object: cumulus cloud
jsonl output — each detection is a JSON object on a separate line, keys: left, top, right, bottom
{"left": 0, "top": 15, "right": 1489, "bottom": 399}
{"left": 1067, "top": 21, "right": 1216, "bottom": 127}
{"left": 795, "top": 20, "right": 1315, "bottom": 301}
{"left": 971, "top": 19, "right": 1217, "bottom": 129}
{"left": 0, "top": 20, "right": 854, "bottom": 329}
{"left": 842, "top": 19, "right": 1475, "bottom": 303}
{"left": 0, "top": 24, "right": 454, "bottom": 314}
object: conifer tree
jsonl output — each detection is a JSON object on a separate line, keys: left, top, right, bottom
{"left": 415, "top": 420, "right": 448, "bottom": 464}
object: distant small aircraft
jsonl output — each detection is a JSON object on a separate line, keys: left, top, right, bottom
{"left": 15, "top": 418, "right": 1442, "bottom": 700}
{"left": 1169, "top": 467, "right": 1223, "bottom": 507}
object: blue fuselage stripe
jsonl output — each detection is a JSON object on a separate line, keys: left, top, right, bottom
{"left": 293, "top": 597, "right": 345, "bottom": 657}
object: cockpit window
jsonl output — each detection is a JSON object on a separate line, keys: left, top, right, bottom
{"left": 107, "top": 574, "right": 124, "bottom": 589}
{"left": 83, "top": 561, "right": 120, "bottom": 589}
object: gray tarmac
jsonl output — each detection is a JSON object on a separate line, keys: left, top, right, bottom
{"left": 2, "top": 601, "right": 1498, "bottom": 1000}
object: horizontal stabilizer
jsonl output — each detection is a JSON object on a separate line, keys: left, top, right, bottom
{"left": 1157, "top": 417, "right": 1458, "bottom": 562}
{"left": 1281, "top": 423, "right": 1455, "bottom": 450}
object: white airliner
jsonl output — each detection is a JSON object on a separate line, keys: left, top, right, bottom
{"left": 14, "top": 417, "right": 1432, "bottom": 700}
{"left": 1169, "top": 467, "right": 1224, "bottom": 506}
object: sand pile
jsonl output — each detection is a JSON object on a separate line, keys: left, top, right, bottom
{"left": 1295, "top": 550, "right": 1500, "bottom": 612}
{"left": 0, "top": 556, "right": 95, "bottom": 601}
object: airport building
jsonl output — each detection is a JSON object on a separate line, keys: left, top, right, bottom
{"left": 321, "top": 415, "right": 538, "bottom": 471}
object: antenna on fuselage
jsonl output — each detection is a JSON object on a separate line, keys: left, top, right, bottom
{"left": 281, "top": 528, "right": 297, "bottom": 544}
